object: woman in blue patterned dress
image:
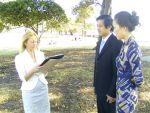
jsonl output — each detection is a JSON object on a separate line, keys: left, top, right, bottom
{"left": 113, "top": 11, "right": 144, "bottom": 113}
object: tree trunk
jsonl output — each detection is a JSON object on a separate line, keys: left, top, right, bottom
{"left": 100, "top": 0, "right": 112, "bottom": 15}
{"left": 83, "top": 20, "right": 86, "bottom": 37}
{"left": 30, "top": 26, "right": 36, "bottom": 33}
{"left": 36, "top": 23, "right": 38, "bottom": 35}
{"left": 30, "top": 24, "right": 38, "bottom": 35}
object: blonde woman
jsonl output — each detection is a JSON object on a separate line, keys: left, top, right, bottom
{"left": 15, "top": 30, "right": 50, "bottom": 113}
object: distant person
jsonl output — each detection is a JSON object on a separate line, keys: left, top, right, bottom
{"left": 93, "top": 15, "right": 122, "bottom": 113}
{"left": 15, "top": 30, "right": 50, "bottom": 113}
{"left": 113, "top": 11, "right": 144, "bottom": 113}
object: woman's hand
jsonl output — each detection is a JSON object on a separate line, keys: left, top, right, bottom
{"left": 106, "top": 95, "right": 116, "bottom": 103}
{"left": 38, "top": 66, "right": 48, "bottom": 77}
{"left": 25, "top": 66, "right": 40, "bottom": 81}
{"left": 44, "top": 71, "right": 48, "bottom": 77}
{"left": 30, "top": 66, "right": 40, "bottom": 74}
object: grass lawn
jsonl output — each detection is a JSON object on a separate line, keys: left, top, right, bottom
{"left": 0, "top": 48, "right": 150, "bottom": 113}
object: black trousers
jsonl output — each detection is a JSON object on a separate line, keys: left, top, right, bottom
{"left": 96, "top": 95, "right": 116, "bottom": 113}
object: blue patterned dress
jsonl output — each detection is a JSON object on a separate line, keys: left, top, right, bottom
{"left": 116, "top": 37, "right": 144, "bottom": 113}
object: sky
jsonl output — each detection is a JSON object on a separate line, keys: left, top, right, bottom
{"left": 55, "top": 0, "right": 150, "bottom": 41}
{"left": 55, "top": 0, "right": 81, "bottom": 18}
{"left": 0, "top": 0, "right": 149, "bottom": 41}
{"left": 111, "top": 0, "right": 149, "bottom": 41}
{"left": 0, "top": 0, "right": 149, "bottom": 50}
{"left": 55, "top": 0, "right": 148, "bottom": 24}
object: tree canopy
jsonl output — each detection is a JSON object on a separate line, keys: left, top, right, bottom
{"left": 0, "top": 0, "right": 68, "bottom": 33}
{"left": 73, "top": 0, "right": 94, "bottom": 36}
{"left": 73, "top": 0, "right": 112, "bottom": 15}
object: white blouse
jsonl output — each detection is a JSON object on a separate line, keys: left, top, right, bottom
{"left": 15, "top": 50, "right": 48, "bottom": 90}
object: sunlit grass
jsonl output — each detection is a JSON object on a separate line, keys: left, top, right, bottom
{"left": 0, "top": 88, "right": 10, "bottom": 104}
{"left": 139, "top": 92, "right": 150, "bottom": 101}
{"left": 0, "top": 50, "right": 17, "bottom": 56}
{"left": 0, "top": 48, "right": 149, "bottom": 113}
{"left": 0, "top": 73, "right": 5, "bottom": 77}
{"left": 0, "top": 87, "right": 22, "bottom": 113}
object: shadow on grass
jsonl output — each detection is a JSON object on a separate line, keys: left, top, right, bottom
{"left": 46, "top": 49, "right": 97, "bottom": 113}
{"left": 0, "top": 54, "right": 23, "bottom": 113}
{"left": 0, "top": 49, "right": 150, "bottom": 113}
{"left": 48, "top": 68, "right": 96, "bottom": 113}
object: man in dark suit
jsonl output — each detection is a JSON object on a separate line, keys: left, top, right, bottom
{"left": 93, "top": 15, "right": 122, "bottom": 113}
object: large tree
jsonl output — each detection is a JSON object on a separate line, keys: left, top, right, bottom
{"left": 46, "top": 16, "right": 68, "bottom": 35}
{"left": 0, "top": 0, "right": 67, "bottom": 34}
{"left": 73, "top": 0, "right": 94, "bottom": 36}
{"left": 74, "top": 0, "right": 112, "bottom": 15}
{"left": 72, "top": 0, "right": 112, "bottom": 36}
{"left": 94, "top": 0, "right": 112, "bottom": 15}
{"left": 0, "top": 20, "right": 5, "bottom": 32}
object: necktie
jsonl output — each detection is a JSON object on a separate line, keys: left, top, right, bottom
{"left": 99, "top": 40, "right": 105, "bottom": 54}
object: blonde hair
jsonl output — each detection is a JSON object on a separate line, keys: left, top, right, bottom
{"left": 20, "top": 30, "right": 39, "bottom": 53}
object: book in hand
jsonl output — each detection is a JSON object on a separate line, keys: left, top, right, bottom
{"left": 39, "top": 54, "right": 64, "bottom": 66}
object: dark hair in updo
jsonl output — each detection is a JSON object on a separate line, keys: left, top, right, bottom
{"left": 114, "top": 11, "right": 139, "bottom": 32}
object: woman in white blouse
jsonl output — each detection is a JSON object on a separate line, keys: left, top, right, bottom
{"left": 15, "top": 30, "right": 50, "bottom": 113}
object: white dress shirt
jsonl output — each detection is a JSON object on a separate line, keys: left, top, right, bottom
{"left": 99, "top": 33, "right": 112, "bottom": 54}
{"left": 15, "top": 50, "right": 48, "bottom": 90}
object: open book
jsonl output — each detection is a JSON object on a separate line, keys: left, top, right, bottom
{"left": 39, "top": 54, "right": 64, "bottom": 73}
{"left": 40, "top": 54, "right": 64, "bottom": 66}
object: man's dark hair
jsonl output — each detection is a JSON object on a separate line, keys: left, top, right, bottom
{"left": 96, "top": 15, "right": 114, "bottom": 31}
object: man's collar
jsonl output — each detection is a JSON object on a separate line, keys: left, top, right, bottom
{"left": 102, "top": 32, "right": 112, "bottom": 42}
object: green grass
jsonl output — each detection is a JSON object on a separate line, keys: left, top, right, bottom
{"left": 0, "top": 49, "right": 18, "bottom": 56}
{"left": 0, "top": 48, "right": 150, "bottom": 113}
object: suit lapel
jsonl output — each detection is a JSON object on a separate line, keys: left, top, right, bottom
{"left": 98, "top": 34, "right": 113, "bottom": 58}
{"left": 96, "top": 39, "right": 102, "bottom": 57}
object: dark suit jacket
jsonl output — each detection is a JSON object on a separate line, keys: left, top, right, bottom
{"left": 94, "top": 34, "right": 122, "bottom": 98}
